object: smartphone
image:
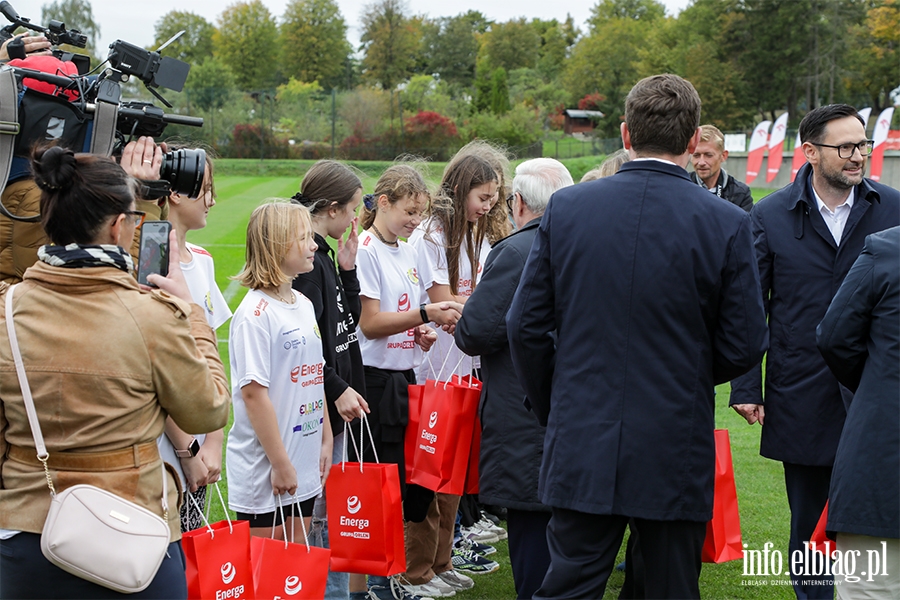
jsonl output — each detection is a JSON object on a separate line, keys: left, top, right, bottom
{"left": 137, "top": 220, "right": 171, "bottom": 287}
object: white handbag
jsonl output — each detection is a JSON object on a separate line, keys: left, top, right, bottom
{"left": 5, "top": 284, "right": 172, "bottom": 594}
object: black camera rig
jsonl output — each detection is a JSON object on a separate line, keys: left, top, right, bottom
{"left": 0, "top": 3, "right": 206, "bottom": 221}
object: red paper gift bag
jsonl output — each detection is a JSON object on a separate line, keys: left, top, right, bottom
{"left": 405, "top": 383, "right": 425, "bottom": 482}
{"left": 409, "top": 376, "right": 480, "bottom": 495}
{"left": 810, "top": 501, "right": 835, "bottom": 554}
{"left": 250, "top": 514, "right": 330, "bottom": 600}
{"left": 701, "top": 429, "right": 743, "bottom": 563}
{"left": 327, "top": 420, "right": 406, "bottom": 576}
{"left": 183, "top": 518, "right": 254, "bottom": 599}
{"left": 465, "top": 415, "right": 481, "bottom": 495}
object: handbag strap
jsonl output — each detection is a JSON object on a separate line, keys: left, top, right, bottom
{"left": 4, "top": 285, "right": 168, "bottom": 519}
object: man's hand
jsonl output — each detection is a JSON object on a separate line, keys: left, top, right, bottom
{"left": 121, "top": 137, "right": 162, "bottom": 182}
{"left": 732, "top": 403, "right": 765, "bottom": 426}
{"left": 1, "top": 34, "right": 51, "bottom": 61}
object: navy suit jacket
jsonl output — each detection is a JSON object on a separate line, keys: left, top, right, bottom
{"left": 507, "top": 159, "right": 768, "bottom": 521}
{"left": 730, "top": 163, "right": 900, "bottom": 465}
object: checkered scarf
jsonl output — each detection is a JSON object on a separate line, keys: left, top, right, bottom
{"left": 38, "top": 243, "right": 134, "bottom": 274}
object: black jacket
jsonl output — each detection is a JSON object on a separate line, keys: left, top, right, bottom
{"left": 293, "top": 233, "right": 366, "bottom": 436}
{"left": 456, "top": 218, "right": 549, "bottom": 512}
{"left": 690, "top": 168, "right": 753, "bottom": 212}
{"left": 507, "top": 160, "right": 768, "bottom": 521}
{"left": 817, "top": 226, "right": 899, "bottom": 539}
{"left": 730, "top": 163, "right": 900, "bottom": 465}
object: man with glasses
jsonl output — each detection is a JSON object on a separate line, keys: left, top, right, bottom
{"left": 731, "top": 104, "right": 899, "bottom": 599}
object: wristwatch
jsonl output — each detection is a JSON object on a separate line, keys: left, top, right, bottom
{"left": 174, "top": 437, "right": 200, "bottom": 459}
{"left": 420, "top": 304, "right": 429, "bottom": 324}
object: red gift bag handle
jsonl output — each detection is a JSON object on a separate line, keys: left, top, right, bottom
{"left": 188, "top": 481, "right": 233, "bottom": 538}
{"left": 342, "top": 414, "right": 380, "bottom": 473}
{"left": 270, "top": 494, "right": 313, "bottom": 552}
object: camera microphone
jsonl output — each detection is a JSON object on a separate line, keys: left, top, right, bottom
{"left": 0, "top": 2, "right": 22, "bottom": 24}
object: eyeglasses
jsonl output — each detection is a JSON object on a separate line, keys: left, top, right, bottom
{"left": 125, "top": 210, "right": 146, "bottom": 228}
{"left": 811, "top": 140, "right": 874, "bottom": 159}
{"left": 506, "top": 193, "right": 515, "bottom": 213}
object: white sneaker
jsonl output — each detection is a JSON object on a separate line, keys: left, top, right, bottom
{"left": 477, "top": 516, "right": 508, "bottom": 541}
{"left": 460, "top": 523, "right": 499, "bottom": 544}
{"left": 427, "top": 574, "right": 460, "bottom": 596}
{"left": 395, "top": 575, "right": 454, "bottom": 599}
{"left": 437, "top": 570, "right": 475, "bottom": 590}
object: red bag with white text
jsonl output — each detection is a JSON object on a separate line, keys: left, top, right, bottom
{"left": 326, "top": 419, "right": 406, "bottom": 576}
{"left": 701, "top": 429, "right": 743, "bottom": 563}
{"left": 405, "top": 383, "right": 425, "bottom": 482}
{"left": 408, "top": 375, "right": 481, "bottom": 495}
{"left": 183, "top": 486, "right": 253, "bottom": 600}
{"left": 250, "top": 499, "right": 330, "bottom": 599}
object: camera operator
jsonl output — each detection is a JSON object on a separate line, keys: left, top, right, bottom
{"left": 0, "top": 137, "right": 170, "bottom": 283}
{"left": 0, "top": 32, "right": 50, "bottom": 62}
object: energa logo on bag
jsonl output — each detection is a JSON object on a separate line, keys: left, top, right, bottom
{"left": 216, "top": 562, "right": 245, "bottom": 599}
{"left": 340, "top": 495, "right": 370, "bottom": 538}
{"left": 221, "top": 562, "right": 236, "bottom": 584}
{"left": 428, "top": 411, "right": 438, "bottom": 429}
{"left": 284, "top": 575, "right": 302, "bottom": 595}
{"left": 420, "top": 410, "right": 439, "bottom": 452}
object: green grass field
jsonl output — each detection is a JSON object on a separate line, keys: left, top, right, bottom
{"left": 192, "top": 172, "right": 794, "bottom": 599}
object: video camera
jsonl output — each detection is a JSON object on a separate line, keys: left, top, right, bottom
{"left": 0, "top": 2, "right": 207, "bottom": 222}
{"left": 0, "top": 1, "right": 89, "bottom": 72}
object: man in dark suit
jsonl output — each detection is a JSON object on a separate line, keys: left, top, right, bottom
{"left": 730, "top": 104, "right": 900, "bottom": 599}
{"left": 455, "top": 158, "right": 574, "bottom": 600}
{"left": 507, "top": 74, "right": 768, "bottom": 599}
{"left": 816, "top": 226, "right": 899, "bottom": 599}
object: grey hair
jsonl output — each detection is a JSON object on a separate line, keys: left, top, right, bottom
{"left": 512, "top": 158, "right": 574, "bottom": 215}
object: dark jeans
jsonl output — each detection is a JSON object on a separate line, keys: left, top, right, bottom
{"left": 0, "top": 532, "right": 187, "bottom": 599}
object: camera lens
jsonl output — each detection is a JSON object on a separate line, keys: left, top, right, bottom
{"left": 160, "top": 148, "right": 206, "bottom": 198}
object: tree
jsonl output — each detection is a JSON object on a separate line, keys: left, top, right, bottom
{"left": 561, "top": 0, "right": 667, "bottom": 136}
{"left": 184, "top": 57, "right": 235, "bottom": 146}
{"left": 480, "top": 18, "right": 541, "bottom": 72}
{"left": 280, "top": 0, "right": 351, "bottom": 89}
{"left": 489, "top": 67, "right": 510, "bottom": 115}
{"left": 213, "top": 0, "right": 279, "bottom": 91}
{"left": 41, "top": 0, "right": 100, "bottom": 59}
{"left": 153, "top": 11, "right": 216, "bottom": 67}
{"left": 422, "top": 11, "right": 489, "bottom": 88}
{"left": 359, "top": 0, "right": 419, "bottom": 90}
{"left": 845, "top": 0, "right": 899, "bottom": 111}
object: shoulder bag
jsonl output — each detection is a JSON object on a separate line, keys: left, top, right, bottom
{"left": 4, "top": 284, "right": 172, "bottom": 594}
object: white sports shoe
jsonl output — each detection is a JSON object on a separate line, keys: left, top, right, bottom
{"left": 396, "top": 575, "right": 455, "bottom": 599}
{"left": 477, "top": 516, "right": 508, "bottom": 541}
{"left": 437, "top": 570, "right": 475, "bottom": 590}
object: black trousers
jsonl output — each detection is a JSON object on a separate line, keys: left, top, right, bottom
{"left": 783, "top": 462, "right": 834, "bottom": 599}
{"left": 507, "top": 508, "right": 552, "bottom": 600}
{"left": 535, "top": 508, "right": 706, "bottom": 600}
{"left": 0, "top": 532, "right": 188, "bottom": 599}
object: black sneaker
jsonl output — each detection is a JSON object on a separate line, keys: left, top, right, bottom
{"left": 451, "top": 546, "right": 500, "bottom": 575}
{"left": 454, "top": 535, "right": 497, "bottom": 556}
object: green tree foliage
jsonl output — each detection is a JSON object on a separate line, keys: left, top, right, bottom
{"left": 564, "top": 0, "right": 664, "bottom": 136}
{"left": 473, "top": 59, "right": 493, "bottom": 113}
{"left": 845, "top": 0, "right": 899, "bottom": 111}
{"left": 421, "top": 11, "right": 488, "bottom": 88}
{"left": 280, "top": 0, "right": 351, "bottom": 89}
{"left": 41, "top": 0, "right": 100, "bottom": 59}
{"left": 489, "top": 67, "right": 511, "bottom": 115}
{"left": 480, "top": 18, "right": 541, "bottom": 72}
{"left": 153, "top": 11, "right": 215, "bottom": 66}
{"left": 359, "top": 0, "right": 419, "bottom": 90}
{"left": 463, "top": 104, "right": 543, "bottom": 147}
{"left": 531, "top": 16, "right": 579, "bottom": 80}
{"left": 214, "top": 0, "right": 279, "bottom": 91}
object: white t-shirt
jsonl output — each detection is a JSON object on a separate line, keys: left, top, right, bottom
{"left": 355, "top": 230, "right": 425, "bottom": 371}
{"left": 408, "top": 218, "right": 490, "bottom": 380}
{"left": 157, "top": 243, "right": 233, "bottom": 492}
{"left": 226, "top": 288, "right": 326, "bottom": 513}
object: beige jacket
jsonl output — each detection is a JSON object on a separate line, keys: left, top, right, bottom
{"left": 0, "top": 261, "right": 229, "bottom": 541}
